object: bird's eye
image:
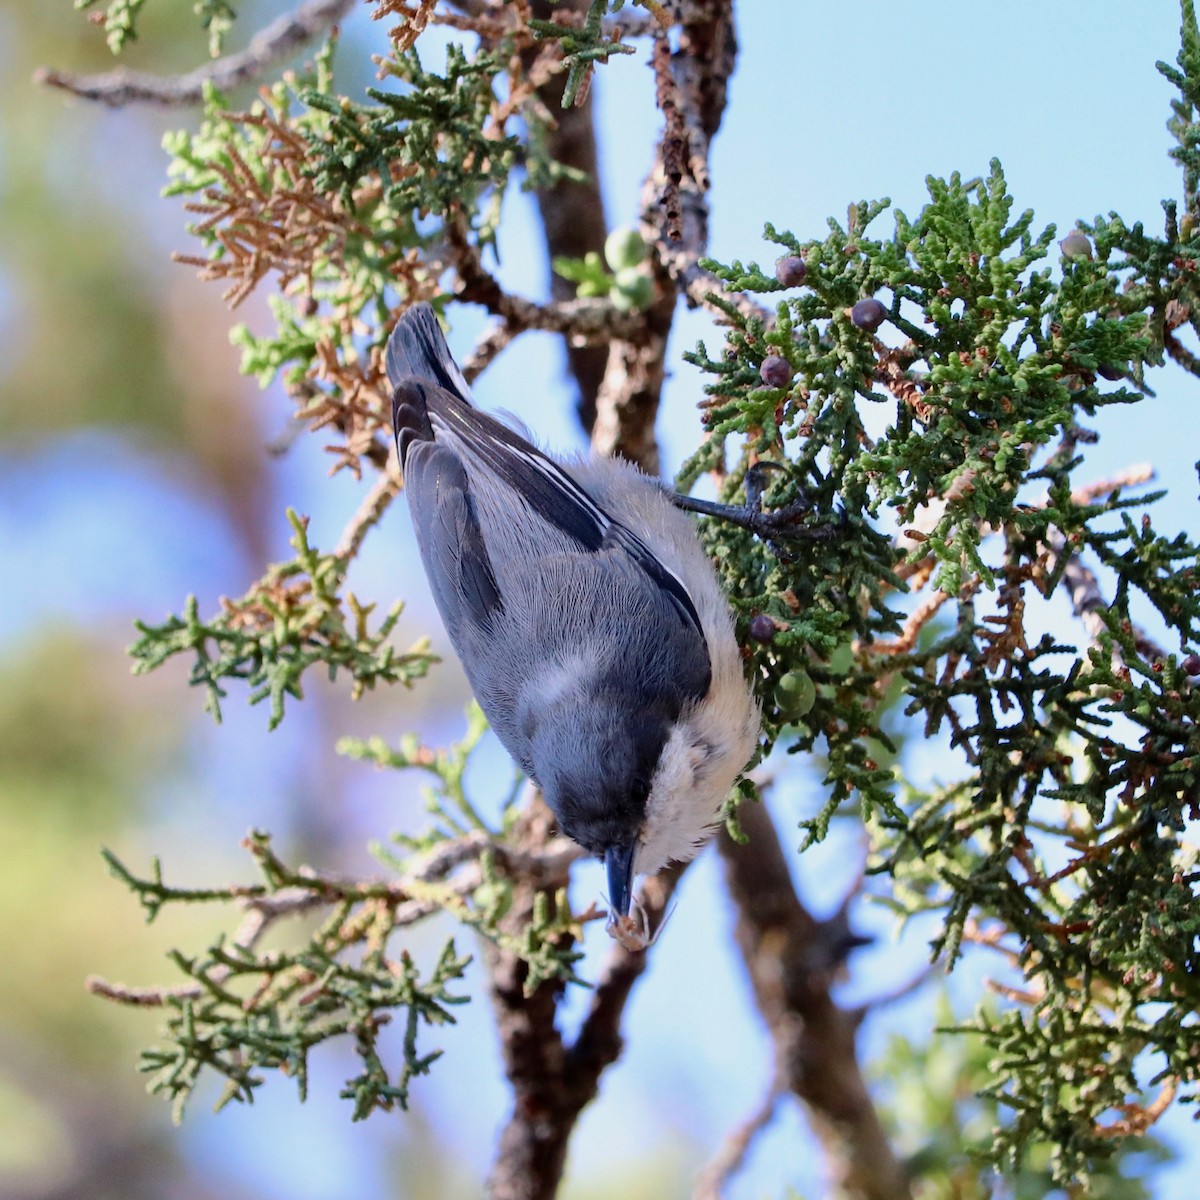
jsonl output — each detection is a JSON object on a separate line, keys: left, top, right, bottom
{"left": 631, "top": 777, "right": 650, "bottom": 805}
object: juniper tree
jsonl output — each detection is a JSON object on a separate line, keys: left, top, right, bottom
{"left": 38, "top": 2, "right": 1200, "bottom": 1198}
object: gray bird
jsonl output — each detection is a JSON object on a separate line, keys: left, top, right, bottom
{"left": 386, "top": 304, "right": 760, "bottom": 941}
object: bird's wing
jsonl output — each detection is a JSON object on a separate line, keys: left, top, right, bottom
{"left": 398, "top": 430, "right": 503, "bottom": 630}
{"left": 386, "top": 305, "right": 709, "bottom": 650}
{"left": 420, "top": 390, "right": 705, "bottom": 639}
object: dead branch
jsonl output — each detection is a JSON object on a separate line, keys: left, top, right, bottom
{"left": 652, "top": 35, "right": 687, "bottom": 244}
{"left": 587, "top": 0, "right": 743, "bottom": 468}
{"left": 447, "top": 222, "right": 646, "bottom": 342}
{"left": 644, "top": 1, "right": 770, "bottom": 326}
{"left": 373, "top": 0, "right": 439, "bottom": 51}
{"left": 589, "top": 305, "right": 674, "bottom": 471}
{"left": 35, "top": 0, "right": 358, "bottom": 107}
{"left": 333, "top": 461, "right": 404, "bottom": 562}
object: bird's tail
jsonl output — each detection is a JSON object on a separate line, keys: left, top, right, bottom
{"left": 384, "top": 303, "right": 473, "bottom": 404}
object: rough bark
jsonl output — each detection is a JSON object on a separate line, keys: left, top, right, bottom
{"left": 483, "top": 805, "right": 682, "bottom": 1200}
{"left": 526, "top": 0, "right": 611, "bottom": 434}
{"left": 718, "top": 801, "right": 913, "bottom": 1200}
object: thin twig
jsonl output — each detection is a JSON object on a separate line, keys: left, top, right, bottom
{"left": 872, "top": 589, "right": 954, "bottom": 657}
{"left": 854, "top": 963, "right": 940, "bottom": 1016}
{"left": 1044, "top": 529, "right": 1174, "bottom": 668}
{"left": 692, "top": 1057, "right": 786, "bottom": 1200}
{"left": 35, "top": 0, "right": 357, "bottom": 107}
{"left": 1069, "top": 463, "right": 1154, "bottom": 506}
{"left": 1163, "top": 326, "right": 1200, "bottom": 377}
{"left": 447, "top": 220, "right": 646, "bottom": 342}
{"left": 333, "top": 461, "right": 404, "bottom": 562}
{"left": 87, "top": 830, "right": 581, "bottom": 1009}
{"left": 462, "top": 320, "right": 519, "bottom": 383}
{"left": 85, "top": 976, "right": 219, "bottom": 1007}
{"left": 1035, "top": 449, "right": 1170, "bottom": 665}
{"left": 1094, "top": 1078, "right": 1178, "bottom": 1139}
{"left": 658, "top": 240, "right": 773, "bottom": 324}
{"left": 984, "top": 979, "right": 1045, "bottom": 1005}
{"left": 876, "top": 461, "right": 1165, "bottom": 673}
{"left": 960, "top": 919, "right": 1023, "bottom": 968}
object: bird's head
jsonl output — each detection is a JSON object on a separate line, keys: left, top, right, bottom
{"left": 530, "top": 697, "right": 669, "bottom": 918}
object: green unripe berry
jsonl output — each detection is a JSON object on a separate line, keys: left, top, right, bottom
{"left": 605, "top": 227, "right": 647, "bottom": 271}
{"left": 611, "top": 266, "right": 652, "bottom": 311}
{"left": 774, "top": 670, "right": 816, "bottom": 718}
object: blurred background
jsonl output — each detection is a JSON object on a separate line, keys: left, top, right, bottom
{"left": 1, "top": 3, "right": 1196, "bottom": 1198}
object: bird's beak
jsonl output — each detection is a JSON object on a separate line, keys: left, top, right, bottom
{"left": 605, "top": 842, "right": 637, "bottom": 918}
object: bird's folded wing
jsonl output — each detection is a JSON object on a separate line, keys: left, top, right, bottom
{"left": 409, "top": 382, "right": 706, "bottom": 641}
{"left": 400, "top": 436, "right": 503, "bottom": 629}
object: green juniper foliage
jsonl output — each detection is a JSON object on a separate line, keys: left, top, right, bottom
{"left": 304, "top": 43, "right": 520, "bottom": 231}
{"left": 686, "top": 155, "right": 1200, "bottom": 1177}
{"left": 553, "top": 225, "right": 654, "bottom": 311}
{"left": 194, "top": 0, "right": 237, "bottom": 57}
{"left": 129, "top": 509, "right": 434, "bottom": 729}
{"left": 100, "top": 711, "right": 581, "bottom": 1124}
{"left": 528, "top": 0, "right": 638, "bottom": 108}
{"left": 74, "top": 0, "right": 235, "bottom": 55}
{"left": 74, "top": 0, "right": 148, "bottom": 54}
{"left": 102, "top": 833, "right": 473, "bottom": 1122}
{"left": 89, "top": 0, "right": 1200, "bottom": 1188}
{"left": 873, "top": 992, "right": 1174, "bottom": 1200}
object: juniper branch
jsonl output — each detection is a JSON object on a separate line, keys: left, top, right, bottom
{"left": 521, "top": 0, "right": 612, "bottom": 432}
{"left": 719, "top": 800, "right": 911, "bottom": 1200}
{"left": 484, "top": 826, "right": 685, "bottom": 1200}
{"left": 447, "top": 221, "right": 646, "bottom": 341}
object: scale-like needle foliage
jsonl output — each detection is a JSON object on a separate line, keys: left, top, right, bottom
{"left": 129, "top": 509, "right": 434, "bottom": 729}
{"left": 676, "top": 76, "right": 1199, "bottom": 1196}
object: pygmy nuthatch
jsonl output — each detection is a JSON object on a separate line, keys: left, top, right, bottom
{"left": 387, "top": 304, "right": 760, "bottom": 947}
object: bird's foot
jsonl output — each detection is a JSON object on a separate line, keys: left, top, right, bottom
{"left": 671, "top": 463, "right": 843, "bottom": 553}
